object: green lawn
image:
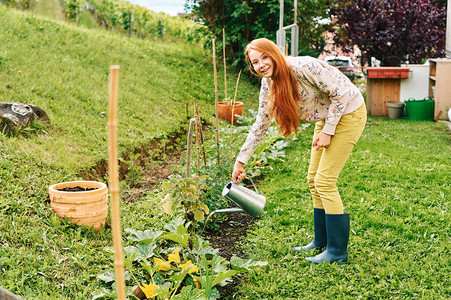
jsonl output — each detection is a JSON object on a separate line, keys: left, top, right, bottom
{"left": 237, "top": 118, "right": 450, "bottom": 299}
{"left": 1, "top": 4, "right": 450, "bottom": 300}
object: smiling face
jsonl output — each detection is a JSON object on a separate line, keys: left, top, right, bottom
{"left": 248, "top": 49, "right": 274, "bottom": 78}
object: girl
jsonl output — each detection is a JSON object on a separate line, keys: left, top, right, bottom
{"left": 232, "top": 38, "right": 366, "bottom": 264}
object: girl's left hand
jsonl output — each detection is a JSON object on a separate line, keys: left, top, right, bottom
{"left": 312, "top": 132, "right": 332, "bottom": 150}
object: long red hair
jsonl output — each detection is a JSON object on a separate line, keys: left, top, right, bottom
{"left": 245, "top": 38, "right": 300, "bottom": 137}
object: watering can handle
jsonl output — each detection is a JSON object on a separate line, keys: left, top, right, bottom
{"left": 247, "top": 177, "right": 259, "bottom": 194}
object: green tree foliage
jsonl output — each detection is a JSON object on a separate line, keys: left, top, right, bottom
{"left": 186, "top": 0, "right": 331, "bottom": 68}
{"left": 330, "top": 0, "right": 447, "bottom": 66}
{"left": 3, "top": 0, "right": 30, "bottom": 9}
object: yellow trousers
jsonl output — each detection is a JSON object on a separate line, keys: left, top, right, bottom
{"left": 308, "top": 103, "right": 367, "bottom": 214}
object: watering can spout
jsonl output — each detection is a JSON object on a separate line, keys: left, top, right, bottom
{"left": 221, "top": 181, "right": 266, "bottom": 217}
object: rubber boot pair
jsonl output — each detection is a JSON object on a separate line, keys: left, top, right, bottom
{"left": 295, "top": 208, "right": 350, "bottom": 264}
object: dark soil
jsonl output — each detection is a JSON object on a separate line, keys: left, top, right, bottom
{"left": 202, "top": 213, "right": 256, "bottom": 299}
{"left": 59, "top": 186, "right": 97, "bottom": 192}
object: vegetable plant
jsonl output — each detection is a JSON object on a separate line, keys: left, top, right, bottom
{"left": 96, "top": 217, "right": 267, "bottom": 299}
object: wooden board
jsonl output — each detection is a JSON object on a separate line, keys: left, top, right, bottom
{"left": 366, "top": 78, "right": 401, "bottom": 116}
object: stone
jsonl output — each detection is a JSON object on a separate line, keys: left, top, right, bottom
{"left": 0, "top": 102, "right": 49, "bottom": 133}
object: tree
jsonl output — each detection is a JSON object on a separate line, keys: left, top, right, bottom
{"left": 186, "top": 0, "right": 331, "bottom": 68}
{"left": 330, "top": 0, "right": 447, "bottom": 66}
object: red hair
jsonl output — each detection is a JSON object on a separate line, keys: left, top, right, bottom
{"left": 245, "top": 38, "right": 300, "bottom": 137}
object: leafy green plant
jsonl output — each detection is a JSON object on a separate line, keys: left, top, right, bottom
{"left": 3, "top": 0, "right": 30, "bottom": 9}
{"left": 96, "top": 218, "right": 267, "bottom": 299}
{"left": 119, "top": 153, "right": 143, "bottom": 186}
{"left": 160, "top": 174, "right": 211, "bottom": 224}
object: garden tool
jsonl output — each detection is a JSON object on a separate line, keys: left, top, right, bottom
{"left": 305, "top": 212, "right": 350, "bottom": 264}
{"left": 209, "top": 178, "right": 266, "bottom": 217}
{"left": 294, "top": 208, "right": 326, "bottom": 252}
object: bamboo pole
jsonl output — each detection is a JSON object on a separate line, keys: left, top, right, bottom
{"left": 107, "top": 65, "right": 126, "bottom": 300}
{"left": 186, "top": 118, "right": 196, "bottom": 177}
{"left": 230, "top": 70, "right": 242, "bottom": 156}
{"left": 212, "top": 39, "right": 220, "bottom": 166}
{"left": 223, "top": 28, "right": 228, "bottom": 103}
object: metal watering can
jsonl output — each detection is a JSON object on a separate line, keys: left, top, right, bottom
{"left": 210, "top": 179, "right": 266, "bottom": 217}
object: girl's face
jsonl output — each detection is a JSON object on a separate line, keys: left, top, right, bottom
{"left": 248, "top": 49, "right": 274, "bottom": 78}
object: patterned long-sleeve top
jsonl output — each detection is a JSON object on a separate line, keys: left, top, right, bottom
{"left": 237, "top": 56, "right": 364, "bottom": 165}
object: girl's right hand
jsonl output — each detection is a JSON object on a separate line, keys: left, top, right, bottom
{"left": 232, "top": 161, "right": 246, "bottom": 184}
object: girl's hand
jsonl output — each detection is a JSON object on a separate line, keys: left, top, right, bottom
{"left": 232, "top": 161, "right": 246, "bottom": 184}
{"left": 312, "top": 132, "right": 332, "bottom": 150}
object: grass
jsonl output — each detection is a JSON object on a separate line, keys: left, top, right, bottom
{"left": 237, "top": 118, "right": 450, "bottom": 299}
{"left": 0, "top": 5, "right": 257, "bottom": 173}
{"left": 0, "top": 4, "right": 450, "bottom": 299}
{"left": 0, "top": 5, "right": 259, "bottom": 299}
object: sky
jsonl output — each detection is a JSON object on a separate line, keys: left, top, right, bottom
{"left": 126, "top": 0, "right": 187, "bottom": 16}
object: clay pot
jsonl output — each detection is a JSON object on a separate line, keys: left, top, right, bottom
{"left": 49, "top": 181, "right": 108, "bottom": 232}
{"left": 217, "top": 101, "right": 244, "bottom": 124}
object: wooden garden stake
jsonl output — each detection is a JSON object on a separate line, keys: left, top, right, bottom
{"left": 193, "top": 100, "right": 201, "bottom": 170}
{"left": 186, "top": 118, "right": 196, "bottom": 177}
{"left": 223, "top": 28, "right": 228, "bottom": 103}
{"left": 107, "top": 65, "right": 126, "bottom": 300}
{"left": 194, "top": 101, "right": 207, "bottom": 166}
{"left": 212, "top": 38, "right": 220, "bottom": 165}
{"left": 230, "top": 70, "right": 242, "bottom": 154}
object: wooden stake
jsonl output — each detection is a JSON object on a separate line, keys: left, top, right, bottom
{"left": 223, "top": 28, "right": 228, "bottom": 103}
{"left": 230, "top": 70, "right": 242, "bottom": 156}
{"left": 212, "top": 39, "right": 220, "bottom": 166}
{"left": 107, "top": 65, "right": 126, "bottom": 300}
{"left": 186, "top": 118, "right": 196, "bottom": 177}
{"left": 193, "top": 100, "right": 201, "bottom": 170}
{"left": 194, "top": 101, "right": 207, "bottom": 166}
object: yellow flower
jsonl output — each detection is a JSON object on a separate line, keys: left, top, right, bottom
{"left": 154, "top": 257, "right": 171, "bottom": 271}
{"left": 180, "top": 260, "right": 199, "bottom": 274}
{"left": 188, "top": 264, "right": 199, "bottom": 274}
{"left": 168, "top": 247, "right": 181, "bottom": 264}
{"left": 140, "top": 282, "right": 157, "bottom": 299}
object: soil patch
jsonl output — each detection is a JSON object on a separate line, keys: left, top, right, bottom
{"left": 202, "top": 213, "right": 256, "bottom": 299}
{"left": 59, "top": 186, "right": 97, "bottom": 192}
{"left": 202, "top": 213, "right": 256, "bottom": 260}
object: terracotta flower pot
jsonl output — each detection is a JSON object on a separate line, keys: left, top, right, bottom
{"left": 217, "top": 101, "right": 244, "bottom": 124}
{"left": 49, "top": 181, "right": 108, "bottom": 232}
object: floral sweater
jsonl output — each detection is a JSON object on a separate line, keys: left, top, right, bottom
{"left": 237, "top": 56, "right": 364, "bottom": 165}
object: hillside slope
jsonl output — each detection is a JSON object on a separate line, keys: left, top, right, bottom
{"left": 0, "top": 6, "right": 258, "bottom": 173}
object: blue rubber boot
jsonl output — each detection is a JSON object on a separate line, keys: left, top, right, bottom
{"left": 305, "top": 213, "right": 350, "bottom": 264}
{"left": 294, "top": 208, "right": 326, "bottom": 252}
